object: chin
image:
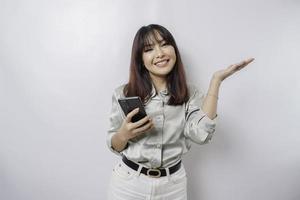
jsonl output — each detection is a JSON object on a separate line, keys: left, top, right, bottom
{"left": 154, "top": 70, "right": 173, "bottom": 77}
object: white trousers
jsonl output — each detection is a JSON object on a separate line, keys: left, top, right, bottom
{"left": 107, "top": 160, "right": 187, "bottom": 200}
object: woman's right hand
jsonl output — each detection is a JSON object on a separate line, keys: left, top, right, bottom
{"left": 117, "top": 108, "right": 154, "bottom": 141}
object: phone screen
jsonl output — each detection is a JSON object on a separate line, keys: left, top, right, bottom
{"left": 118, "top": 97, "right": 147, "bottom": 122}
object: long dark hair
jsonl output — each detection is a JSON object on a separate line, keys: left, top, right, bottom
{"left": 124, "top": 24, "right": 189, "bottom": 105}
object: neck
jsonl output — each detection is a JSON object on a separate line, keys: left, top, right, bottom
{"left": 150, "top": 74, "right": 167, "bottom": 92}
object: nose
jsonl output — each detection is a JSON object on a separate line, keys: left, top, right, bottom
{"left": 155, "top": 46, "right": 164, "bottom": 58}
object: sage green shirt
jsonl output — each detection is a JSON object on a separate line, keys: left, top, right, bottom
{"left": 107, "top": 83, "right": 217, "bottom": 168}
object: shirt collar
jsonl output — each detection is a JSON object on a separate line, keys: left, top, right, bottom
{"left": 149, "top": 82, "right": 169, "bottom": 99}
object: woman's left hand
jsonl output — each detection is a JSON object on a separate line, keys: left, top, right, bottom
{"left": 212, "top": 58, "right": 255, "bottom": 82}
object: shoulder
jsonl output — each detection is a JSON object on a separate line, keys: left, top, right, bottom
{"left": 187, "top": 83, "right": 197, "bottom": 94}
{"left": 187, "top": 83, "right": 202, "bottom": 96}
{"left": 112, "top": 83, "right": 127, "bottom": 99}
{"left": 186, "top": 83, "right": 205, "bottom": 102}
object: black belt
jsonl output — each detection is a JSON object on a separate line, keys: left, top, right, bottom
{"left": 122, "top": 156, "right": 181, "bottom": 178}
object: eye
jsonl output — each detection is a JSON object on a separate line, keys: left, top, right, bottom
{"left": 161, "top": 42, "right": 169, "bottom": 46}
{"left": 144, "top": 48, "right": 153, "bottom": 52}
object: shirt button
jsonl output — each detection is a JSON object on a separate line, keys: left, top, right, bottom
{"left": 151, "top": 160, "right": 156, "bottom": 165}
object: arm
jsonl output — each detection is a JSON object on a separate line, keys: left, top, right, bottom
{"left": 202, "top": 58, "right": 255, "bottom": 119}
{"left": 184, "top": 85, "right": 217, "bottom": 145}
{"left": 183, "top": 58, "right": 254, "bottom": 144}
{"left": 111, "top": 108, "right": 153, "bottom": 152}
{"left": 201, "top": 77, "right": 221, "bottom": 120}
{"left": 111, "top": 131, "right": 129, "bottom": 152}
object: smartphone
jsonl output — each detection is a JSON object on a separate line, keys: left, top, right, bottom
{"left": 118, "top": 96, "right": 147, "bottom": 122}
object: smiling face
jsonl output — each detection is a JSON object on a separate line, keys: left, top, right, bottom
{"left": 142, "top": 31, "right": 177, "bottom": 80}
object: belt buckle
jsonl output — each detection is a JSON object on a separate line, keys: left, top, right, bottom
{"left": 147, "top": 168, "right": 161, "bottom": 178}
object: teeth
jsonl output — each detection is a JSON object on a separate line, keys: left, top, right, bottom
{"left": 155, "top": 60, "right": 168, "bottom": 67}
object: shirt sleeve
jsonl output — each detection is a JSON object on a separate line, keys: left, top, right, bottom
{"left": 184, "top": 85, "right": 217, "bottom": 144}
{"left": 106, "top": 88, "right": 127, "bottom": 156}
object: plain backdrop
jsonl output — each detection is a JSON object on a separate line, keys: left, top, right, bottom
{"left": 1, "top": 0, "right": 300, "bottom": 199}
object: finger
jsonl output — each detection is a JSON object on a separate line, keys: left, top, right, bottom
{"left": 234, "top": 60, "right": 250, "bottom": 70}
{"left": 134, "top": 122, "right": 153, "bottom": 136}
{"left": 237, "top": 58, "right": 254, "bottom": 69}
{"left": 227, "top": 63, "right": 244, "bottom": 75}
{"left": 228, "top": 63, "right": 242, "bottom": 71}
{"left": 235, "top": 63, "right": 247, "bottom": 70}
{"left": 237, "top": 60, "right": 246, "bottom": 66}
{"left": 239, "top": 58, "right": 255, "bottom": 66}
{"left": 245, "top": 58, "right": 255, "bottom": 63}
{"left": 132, "top": 116, "right": 151, "bottom": 128}
{"left": 125, "top": 108, "right": 140, "bottom": 123}
{"left": 132, "top": 121, "right": 153, "bottom": 135}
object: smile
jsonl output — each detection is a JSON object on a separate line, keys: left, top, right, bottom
{"left": 154, "top": 59, "right": 169, "bottom": 67}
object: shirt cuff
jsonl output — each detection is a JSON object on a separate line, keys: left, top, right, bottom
{"left": 197, "top": 114, "right": 217, "bottom": 143}
{"left": 106, "top": 132, "right": 123, "bottom": 156}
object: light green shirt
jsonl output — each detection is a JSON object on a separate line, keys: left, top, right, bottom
{"left": 107, "top": 83, "right": 217, "bottom": 168}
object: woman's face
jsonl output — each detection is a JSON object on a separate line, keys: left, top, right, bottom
{"left": 142, "top": 32, "right": 176, "bottom": 80}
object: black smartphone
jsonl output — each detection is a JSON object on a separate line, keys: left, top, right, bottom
{"left": 118, "top": 96, "right": 147, "bottom": 122}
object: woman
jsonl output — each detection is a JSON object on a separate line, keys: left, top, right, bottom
{"left": 107, "top": 24, "right": 254, "bottom": 200}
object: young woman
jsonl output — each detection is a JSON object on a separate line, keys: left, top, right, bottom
{"left": 106, "top": 24, "right": 254, "bottom": 200}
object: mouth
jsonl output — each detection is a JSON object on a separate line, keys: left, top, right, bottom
{"left": 154, "top": 59, "right": 170, "bottom": 67}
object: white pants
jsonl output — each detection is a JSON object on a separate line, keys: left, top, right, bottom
{"left": 107, "top": 160, "right": 187, "bottom": 200}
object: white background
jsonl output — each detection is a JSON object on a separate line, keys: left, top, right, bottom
{"left": 1, "top": 0, "right": 300, "bottom": 199}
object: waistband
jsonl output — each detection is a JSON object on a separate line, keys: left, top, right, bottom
{"left": 122, "top": 156, "right": 181, "bottom": 178}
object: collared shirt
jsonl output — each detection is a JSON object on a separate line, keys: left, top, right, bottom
{"left": 107, "top": 83, "right": 217, "bottom": 168}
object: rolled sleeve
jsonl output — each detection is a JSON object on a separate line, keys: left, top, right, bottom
{"left": 106, "top": 88, "right": 126, "bottom": 156}
{"left": 184, "top": 85, "right": 218, "bottom": 144}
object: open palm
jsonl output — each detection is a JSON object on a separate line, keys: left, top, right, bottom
{"left": 213, "top": 58, "right": 254, "bottom": 82}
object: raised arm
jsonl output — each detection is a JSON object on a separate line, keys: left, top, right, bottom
{"left": 202, "top": 58, "right": 255, "bottom": 119}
